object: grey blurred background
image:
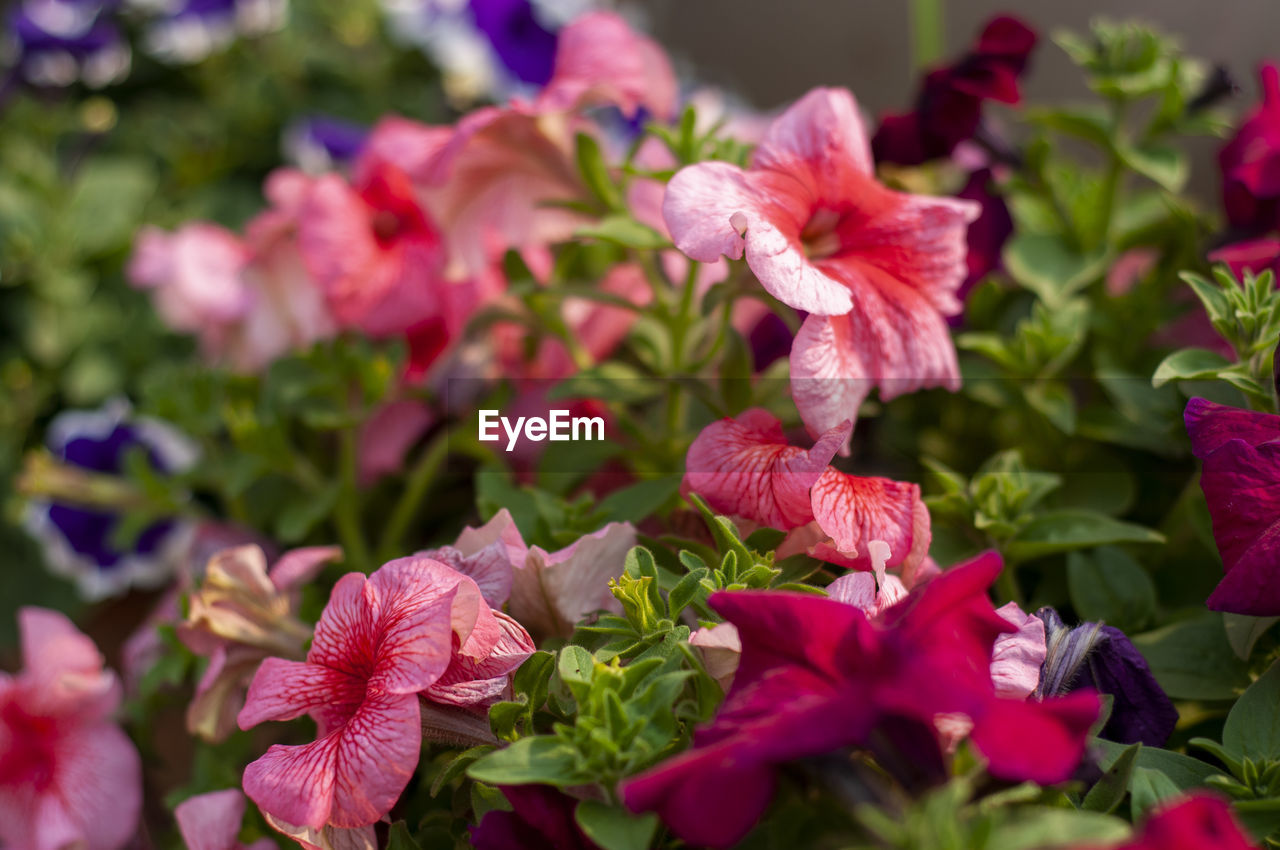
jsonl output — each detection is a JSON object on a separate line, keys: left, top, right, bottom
{"left": 642, "top": 0, "right": 1280, "bottom": 196}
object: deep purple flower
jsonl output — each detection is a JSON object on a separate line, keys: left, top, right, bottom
{"left": 955, "top": 166, "right": 1014, "bottom": 299}
{"left": 470, "top": 785, "right": 599, "bottom": 850}
{"left": 142, "top": 0, "right": 284, "bottom": 64}
{"left": 3, "top": 0, "right": 130, "bottom": 89}
{"left": 1184, "top": 397, "right": 1280, "bottom": 616}
{"left": 283, "top": 115, "right": 369, "bottom": 173}
{"left": 621, "top": 554, "right": 1099, "bottom": 849}
{"left": 872, "top": 15, "right": 1038, "bottom": 166}
{"left": 1035, "top": 609, "right": 1178, "bottom": 748}
{"left": 22, "top": 402, "right": 197, "bottom": 599}
{"left": 468, "top": 0, "right": 558, "bottom": 86}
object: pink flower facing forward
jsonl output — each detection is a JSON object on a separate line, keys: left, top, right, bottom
{"left": 621, "top": 553, "right": 1099, "bottom": 849}
{"left": 1074, "top": 793, "right": 1259, "bottom": 850}
{"left": 1184, "top": 398, "right": 1280, "bottom": 616}
{"left": 237, "top": 557, "right": 533, "bottom": 831}
{"left": 175, "top": 789, "right": 275, "bottom": 850}
{"left": 664, "top": 87, "right": 980, "bottom": 442}
{"left": 0, "top": 608, "right": 142, "bottom": 850}
{"left": 684, "top": 408, "right": 931, "bottom": 577}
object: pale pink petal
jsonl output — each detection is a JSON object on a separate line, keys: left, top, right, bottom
{"left": 356, "top": 400, "right": 434, "bottom": 487}
{"left": 420, "top": 541, "right": 513, "bottom": 609}
{"left": 261, "top": 812, "right": 377, "bottom": 850}
{"left": 789, "top": 313, "right": 874, "bottom": 444}
{"left": 538, "top": 12, "right": 678, "bottom": 120}
{"left": 175, "top": 789, "right": 247, "bottom": 850}
{"left": 753, "top": 87, "right": 874, "bottom": 184}
{"left": 47, "top": 722, "right": 142, "bottom": 850}
{"left": 238, "top": 659, "right": 363, "bottom": 730}
{"left": 808, "top": 469, "right": 931, "bottom": 573}
{"left": 269, "top": 546, "right": 343, "bottom": 592}
{"left": 453, "top": 508, "right": 528, "bottom": 567}
{"left": 683, "top": 409, "right": 850, "bottom": 530}
{"left": 689, "top": 622, "right": 742, "bottom": 692}
{"left": 18, "top": 607, "right": 118, "bottom": 719}
{"left": 358, "top": 116, "right": 452, "bottom": 184}
{"left": 513, "top": 523, "right": 636, "bottom": 638}
{"left": 991, "top": 602, "right": 1047, "bottom": 701}
{"left": 127, "top": 224, "right": 251, "bottom": 333}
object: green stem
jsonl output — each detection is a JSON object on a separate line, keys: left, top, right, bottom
{"left": 909, "top": 0, "right": 945, "bottom": 70}
{"left": 377, "top": 430, "right": 450, "bottom": 562}
{"left": 996, "top": 563, "right": 1024, "bottom": 608}
{"left": 335, "top": 425, "right": 372, "bottom": 573}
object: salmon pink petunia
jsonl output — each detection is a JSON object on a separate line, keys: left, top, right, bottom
{"left": 663, "top": 87, "right": 980, "bottom": 440}
{"left": 0, "top": 607, "right": 143, "bottom": 850}
{"left": 237, "top": 557, "right": 533, "bottom": 829}
{"left": 684, "top": 408, "right": 931, "bottom": 575}
{"left": 1184, "top": 397, "right": 1280, "bottom": 616}
{"left": 621, "top": 553, "right": 1098, "bottom": 849}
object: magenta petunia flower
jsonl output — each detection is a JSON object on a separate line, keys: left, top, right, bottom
{"left": 621, "top": 553, "right": 1098, "bottom": 849}
{"left": 470, "top": 785, "right": 601, "bottom": 850}
{"left": 1072, "top": 792, "right": 1259, "bottom": 850}
{"left": 175, "top": 788, "right": 276, "bottom": 850}
{"left": 0, "top": 607, "right": 143, "bottom": 850}
{"left": 663, "top": 88, "right": 979, "bottom": 441}
{"left": 1219, "top": 63, "right": 1280, "bottom": 235}
{"left": 683, "top": 408, "right": 931, "bottom": 576}
{"left": 1184, "top": 397, "right": 1280, "bottom": 616}
{"left": 237, "top": 556, "right": 533, "bottom": 830}
{"left": 872, "top": 15, "right": 1038, "bottom": 166}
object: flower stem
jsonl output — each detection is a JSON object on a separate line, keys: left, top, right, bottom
{"left": 996, "top": 564, "right": 1024, "bottom": 608}
{"left": 335, "top": 425, "right": 372, "bottom": 573}
{"left": 909, "top": 0, "right": 945, "bottom": 70}
{"left": 377, "top": 429, "right": 450, "bottom": 562}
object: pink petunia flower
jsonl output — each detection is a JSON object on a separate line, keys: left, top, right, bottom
{"left": 621, "top": 553, "right": 1098, "bottom": 849}
{"left": 684, "top": 408, "right": 931, "bottom": 576}
{"left": 536, "top": 11, "right": 678, "bottom": 121}
{"left": 0, "top": 607, "right": 142, "bottom": 850}
{"left": 663, "top": 87, "right": 980, "bottom": 442}
{"left": 1184, "top": 397, "right": 1280, "bottom": 616}
{"left": 435, "top": 509, "right": 636, "bottom": 640}
{"left": 1219, "top": 63, "right": 1280, "bottom": 235}
{"left": 178, "top": 544, "right": 341, "bottom": 742}
{"left": 1072, "top": 792, "right": 1258, "bottom": 850}
{"left": 175, "top": 788, "right": 276, "bottom": 850}
{"left": 237, "top": 557, "right": 533, "bottom": 830}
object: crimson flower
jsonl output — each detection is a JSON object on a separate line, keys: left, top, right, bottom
{"left": 621, "top": 553, "right": 1099, "bottom": 849}
{"left": 872, "top": 15, "right": 1038, "bottom": 166}
{"left": 1184, "top": 398, "right": 1280, "bottom": 615}
{"left": 1073, "top": 793, "right": 1258, "bottom": 850}
{"left": 663, "top": 87, "right": 978, "bottom": 442}
{"left": 237, "top": 557, "right": 533, "bottom": 831}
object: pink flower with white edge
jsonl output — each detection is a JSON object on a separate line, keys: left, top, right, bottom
{"left": 175, "top": 788, "right": 276, "bottom": 850}
{"left": 663, "top": 87, "right": 979, "bottom": 442}
{"left": 0, "top": 608, "right": 142, "bottom": 850}
{"left": 237, "top": 557, "right": 533, "bottom": 830}
{"left": 440, "top": 509, "right": 636, "bottom": 640}
{"left": 684, "top": 408, "right": 931, "bottom": 576}
{"left": 536, "top": 11, "right": 678, "bottom": 121}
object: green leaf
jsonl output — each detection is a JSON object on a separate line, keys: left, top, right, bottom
{"left": 1026, "top": 105, "right": 1114, "bottom": 148}
{"left": 1067, "top": 547, "right": 1157, "bottom": 632}
{"left": 575, "top": 133, "right": 624, "bottom": 210}
{"left": 1130, "top": 767, "right": 1180, "bottom": 819}
{"left": 1223, "top": 614, "right": 1279, "bottom": 661}
{"left": 987, "top": 809, "right": 1130, "bottom": 849}
{"left": 575, "top": 215, "right": 670, "bottom": 249}
{"left": 549, "top": 363, "right": 665, "bottom": 405}
{"left": 1131, "top": 615, "right": 1251, "bottom": 700}
{"left": 273, "top": 483, "right": 340, "bottom": 543}
{"left": 1223, "top": 660, "right": 1280, "bottom": 761}
{"left": 1025, "top": 382, "right": 1077, "bottom": 434}
{"left": 1152, "top": 348, "right": 1233, "bottom": 387}
{"left": 1003, "top": 233, "right": 1108, "bottom": 306}
{"left": 386, "top": 822, "right": 423, "bottom": 850}
{"left": 574, "top": 800, "right": 659, "bottom": 850}
{"left": 63, "top": 157, "right": 156, "bottom": 257}
{"left": 1119, "top": 142, "right": 1188, "bottom": 192}
{"left": 1006, "top": 510, "right": 1164, "bottom": 564}
{"left": 1095, "top": 738, "right": 1221, "bottom": 790}
{"left": 467, "top": 736, "right": 582, "bottom": 786}
{"left": 430, "top": 746, "right": 494, "bottom": 797}
{"left": 597, "top": 477, "right": 680, "bottom": 524}
{"left": 1083, "top": 742, "right": 1141, "bottom": 814}
{"left": 1233, "top": 797, "right": 1280, "bottom": 842}
{"left": 558, "top": 645, "right": 595, "bottom": 702}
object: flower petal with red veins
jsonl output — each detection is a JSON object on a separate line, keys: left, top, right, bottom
{"left": 328, "top": 692, "right": 423, "bottom": 828}
{"left": 237, "top": 660, "right": 362, "bottom": 729}
{"left": 969, "top": 690, "right": 1100, "bottom": 784}
{"left": 425, "top": 611, "right": 534, "bottom": 707}
{"left": 789, "top": 313, "right": 875, "bottom": 443}
{"left": 809, "top": 468, "right": 930, "bottom": 571}
{"left": 753, "top": 87, "right": 875, "bottom": 190}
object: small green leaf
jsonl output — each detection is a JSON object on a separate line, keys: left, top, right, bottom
{"left": 430, "top": 746, "right": 494, "bottom": 797}
{"left": 1095, "top": 738, "right": 1221, "bottom": 790}
{"left": 1223, "top": 614, "right": 1279, "bottom": 661}
{"left": 1132, "top": 615, "right": 1251, "bottom": 700}
{"left": 1006, "top": 510, "right": 1164, "bottom": 564}
{"left": 1130, "top": 767, "right": 1180, "bottom": 818}
{"left": 1083, "top": 742, "right": 1141, "bottom": 814}
{"left": 1119, "top": 142, "right": 1188, "bottom": 192}
{"left": 575, "top": 133, "right": 624, "bottom": 210}
{"left": 1223, "top": 660, "right": 1280, "bottom": 762}
{"left": 467, "top": 737, "right": 582, "bottom": 786}
{"left": 1003, "top": 234, "right": 1108, "bottom": 306}
{"left": 1067, "top": 547, "right": 1157, "bottom": 632}
{"left": 574, "top": 800, "right": 659, "bottom": 850}
{"left": 1152, "top": 348, "right": 1233, "bottom": 387}
{"left": 386, "top": 821, "right": 423, "bottom": 850}
{"left": 558, "top": 645, "right": 595, "bottom": 702}
{"left": 575, "top": 215, "right": 670, "bottom": 249}
{"left": 597, "top": 477, "right": 680, "bottom": 524}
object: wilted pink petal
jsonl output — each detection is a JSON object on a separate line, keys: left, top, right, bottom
{"left": 538, "top": 11, "right": 678, "bottom": 120}
{"left": 261, "top": 811, "right": 378, "bottom": 850}
{"left": 0, "top": 608, "right": 142, "bottom": 850}
{"left": 689, "top": 622, "right": 742, "bottom": 693}
{"left": 827, "top": 541, "right": 909, "bottom": 617}
{"left": 516, "top": 522, "right": 637, "bottom": 639}
{"left": 990, "top": 602, "right": 1047, "bottom": 700}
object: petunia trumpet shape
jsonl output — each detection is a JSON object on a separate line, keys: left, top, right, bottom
{"left": 621, "top": 553, "right": 1098, "bottom": 849}
{"left": 1184, "top": 397, "right": 1280, "bottom": 616}
{"left": 0, "top": 607, "right": 143, "bottom": 850}
{"left": 684, "top": 408, "right": 931, "bottom": 576}
{"left": 178, "top": 544, "right": 341, "bottom": 742}
{"left": 663, "top": 87, "right": 979, "bottom": 441}
{"left": 237, "top": 557, "right": 533, "bottom": 829}
{"left": 175, "top": 788, "right": 276, "bottom": 850}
